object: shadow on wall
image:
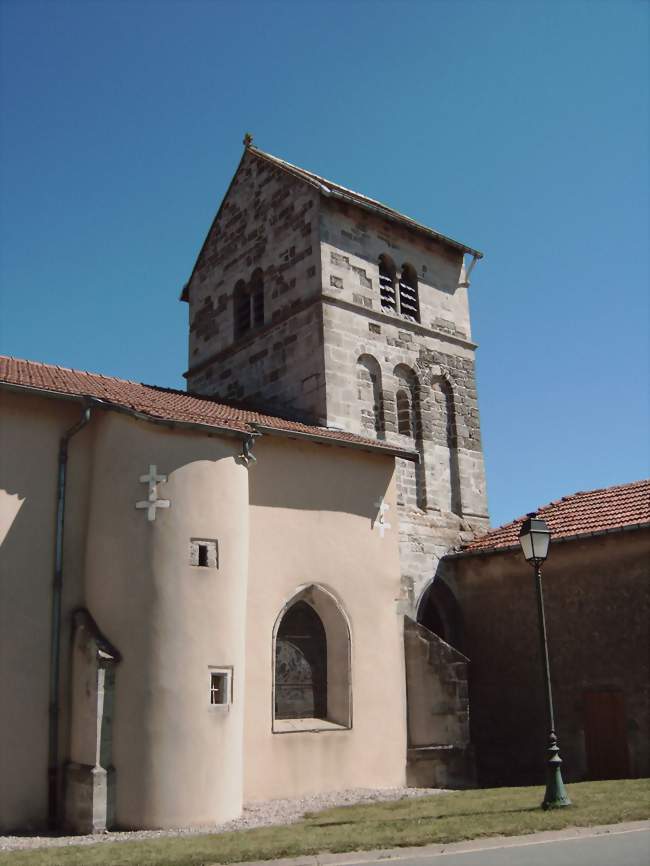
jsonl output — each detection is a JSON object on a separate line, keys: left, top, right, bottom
{"left": 249, "top": 437, "right": 393, "bottom": 521}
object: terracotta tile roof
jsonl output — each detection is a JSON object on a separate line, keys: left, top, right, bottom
{"left": 0, "top": 356, "right": 417, "bottom": 459}
{"left": 460, "top": 480, "right": 650, "bottom": 555}
{"left": 248, "top": 146, "right": 483, "bottom": 259}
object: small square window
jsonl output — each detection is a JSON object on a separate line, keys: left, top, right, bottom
{"left": 208, "top": 668, "right": 232, "bottom": 709}
{"left": 190, "top": 538, "right": 218, "bottom": 568}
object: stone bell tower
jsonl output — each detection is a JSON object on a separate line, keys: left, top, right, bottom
{"left": 183, "top": 140, "right": 489, "bottom": 617}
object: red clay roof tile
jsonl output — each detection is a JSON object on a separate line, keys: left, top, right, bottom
{"left": 0, "top": 355, "right": 417, "bottom": 459}
{"left": 462, "top": 480, "right": 650, "bottom": 554}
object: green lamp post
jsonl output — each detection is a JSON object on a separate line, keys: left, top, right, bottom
{"left": 518, "top": 513, "right": 571, "bottom": 809}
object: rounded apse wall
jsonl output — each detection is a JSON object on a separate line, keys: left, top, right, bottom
{"left": 83, "top": 413, "right": 249, "bottom": 828}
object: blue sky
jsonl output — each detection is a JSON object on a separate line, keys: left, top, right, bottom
{"left": 1, "top": 0, "right": 648, "bottom": 526}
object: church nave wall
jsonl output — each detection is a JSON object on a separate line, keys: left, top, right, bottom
{"left": 244, "top": 436, "right": 407, "bottom": 801}
{"left": 0, "top": 392, "right": 95, "bottom": 832}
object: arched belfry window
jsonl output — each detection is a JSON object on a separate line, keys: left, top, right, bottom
{"left": 233, "top": 279, "right": 251, "bottom": 339}
{"left": 275, "top": 601, "right": 327, "bottom": 719}
{"left": 399, "top": 263, "right": 420, "bottom": 323}
{"left": 250, "top": 268, "right": 264, "bottom": 328}
{"left": 378, "top": 254, "right": 397, "bottom": 313}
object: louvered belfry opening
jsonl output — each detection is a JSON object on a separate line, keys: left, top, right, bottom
{"left": 399, "top": 263, "right": 420, "bottom": 322}
{"left": 378, "top": 254, "right": 397, "bottom": 313}
{"left": 275, "top": 601, "right": 327, "bottom": 720}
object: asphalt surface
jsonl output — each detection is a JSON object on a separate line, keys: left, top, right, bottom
{"left": 335, "top": 827, "right": 650, "bottom": 866}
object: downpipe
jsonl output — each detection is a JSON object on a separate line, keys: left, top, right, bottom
{"left": 48, "top": 404, "right": 92, "bottom": 830}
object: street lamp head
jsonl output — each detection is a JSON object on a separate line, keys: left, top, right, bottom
{"left": 519, "top": 513, "right": 551, "bottom": 564}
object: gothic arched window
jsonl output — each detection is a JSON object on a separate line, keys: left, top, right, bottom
{"left": 378, "top": 254, "right": 397, "bottom": 313}
{"left": 233, "top": 279, "right": 251, "bottom": 340}
{"left": 250, "top": 268, "right": 265, "bottom": 328}
{"left": 275, "top": 601, "right": 327, "bottom": 720}
{"left": 399, "top": 263, "right": 420, "bottom": 323}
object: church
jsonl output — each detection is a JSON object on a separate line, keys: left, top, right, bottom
{"left": 1, "top": 141, "right": 647, "bottom": 835}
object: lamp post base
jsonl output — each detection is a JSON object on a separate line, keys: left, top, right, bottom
{"left": 542, "top": 732, "right": 571, "bottom": 809}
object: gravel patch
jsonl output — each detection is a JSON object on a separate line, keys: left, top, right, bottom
{"left": 1, "top": 786, "right": 445, "bottom": 852}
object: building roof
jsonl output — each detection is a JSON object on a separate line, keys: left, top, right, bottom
{"left": 249, "top": 145, "right": 483, "bottom": 260}
{"left": 456, "top": 480, "right": 650, "bottom": 556}
{"left": 0, "top": 356, "right": 417, "bottom": 460}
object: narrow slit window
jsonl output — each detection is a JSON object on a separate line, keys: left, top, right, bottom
{"left": 198, "top": 544, "right": 209, "bottom": 567}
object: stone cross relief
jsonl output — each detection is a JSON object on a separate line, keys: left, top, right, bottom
{"left": 373, "top": 498, "right": 391, "bottom": 538}
{"left": 135, "top": 464, "right": 170, "bottom": 522}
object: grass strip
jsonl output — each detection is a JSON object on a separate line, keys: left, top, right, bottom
{"left": 2, "top": 778, "right": 648, "bottom": 866}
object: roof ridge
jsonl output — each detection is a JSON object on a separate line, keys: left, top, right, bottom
{"left": 246, "top": 146, "right": 483, "bottom": 258}
{"left": 249, "top": 145, "right": 395, "bottom": 212}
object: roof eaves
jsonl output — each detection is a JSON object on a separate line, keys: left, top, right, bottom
{"left": 1, "top": 377, "right": 417, "bottom": 462}
{"left": 251, "top": 422, "right": 420, "bottom": 462}
{"left": 0, "top": 381, "right": 252, "bottom": 440}
{"left": 445, "top": 521, "right": 650, "bottom": 560}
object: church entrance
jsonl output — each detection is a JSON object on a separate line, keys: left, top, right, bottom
{"left": 275, "top": 601, "right": 327, "bottom": 719}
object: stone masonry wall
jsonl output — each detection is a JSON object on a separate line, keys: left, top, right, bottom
{"left": 183, "top": 161, "right": 489, "bottom": 613}
{"left": 185, "top": 151, "right": 327, "bottom": 421}
{"left": 319, "top": 198, "right": 489, "bottom": 611}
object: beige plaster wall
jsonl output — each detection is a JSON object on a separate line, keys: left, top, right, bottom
{"left": 0, "top": 391, "right": 94, "bottom": 831}
{"left": 244, "top": 436, "right": 407, "bottom": 801}
{"left": 83, "top": 412, "right": 249, "bottom": 828}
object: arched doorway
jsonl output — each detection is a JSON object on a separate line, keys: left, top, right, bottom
{"left": 417, "top": 578, "right": 463, "bottom": 652}
{"left": 274, "top": 601, "right": 327, "bottom": 719}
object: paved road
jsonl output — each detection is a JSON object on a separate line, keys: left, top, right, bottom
{"left": 337, "top": 828, "right": 650, "bottom": 866}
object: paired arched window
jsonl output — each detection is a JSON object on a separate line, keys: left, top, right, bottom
{"left": 233, "top": 270, "right": 265, "bottom": 340}
{"left": 377, "top": 256, "right": 420, "bottom": 323}
{"left": 273, "top": 587, "right": 352, "bottom": 729}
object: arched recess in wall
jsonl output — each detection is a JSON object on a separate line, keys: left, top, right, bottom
{"left": 417, "top": 577, "right": 464, "bottom": 653}
{"left": 399, "top": 263, "right": 420, "bottom": 323}
{"left": 272, "top": 585, "right": 352, "bottom": 729}
{"left": 233, "top": 279, "right": 251, "bottom": 340}
{"left": 431, "top": 375, "right": 462, "bottom": 516}
{"left": 378, "top": 254, "right": 397, "bottom": 313}
{"left": 356, "top": 354, "right": 385, "bottom": 438}
{"left": 394, "top": 364, "right": 426, "bottom": 509}
{"left": 250, "top": 268, "right": 265, "bottom": 328}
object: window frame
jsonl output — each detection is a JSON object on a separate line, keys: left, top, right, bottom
{"left": 208, "top": 666, "right": 233, "bottom": 711}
